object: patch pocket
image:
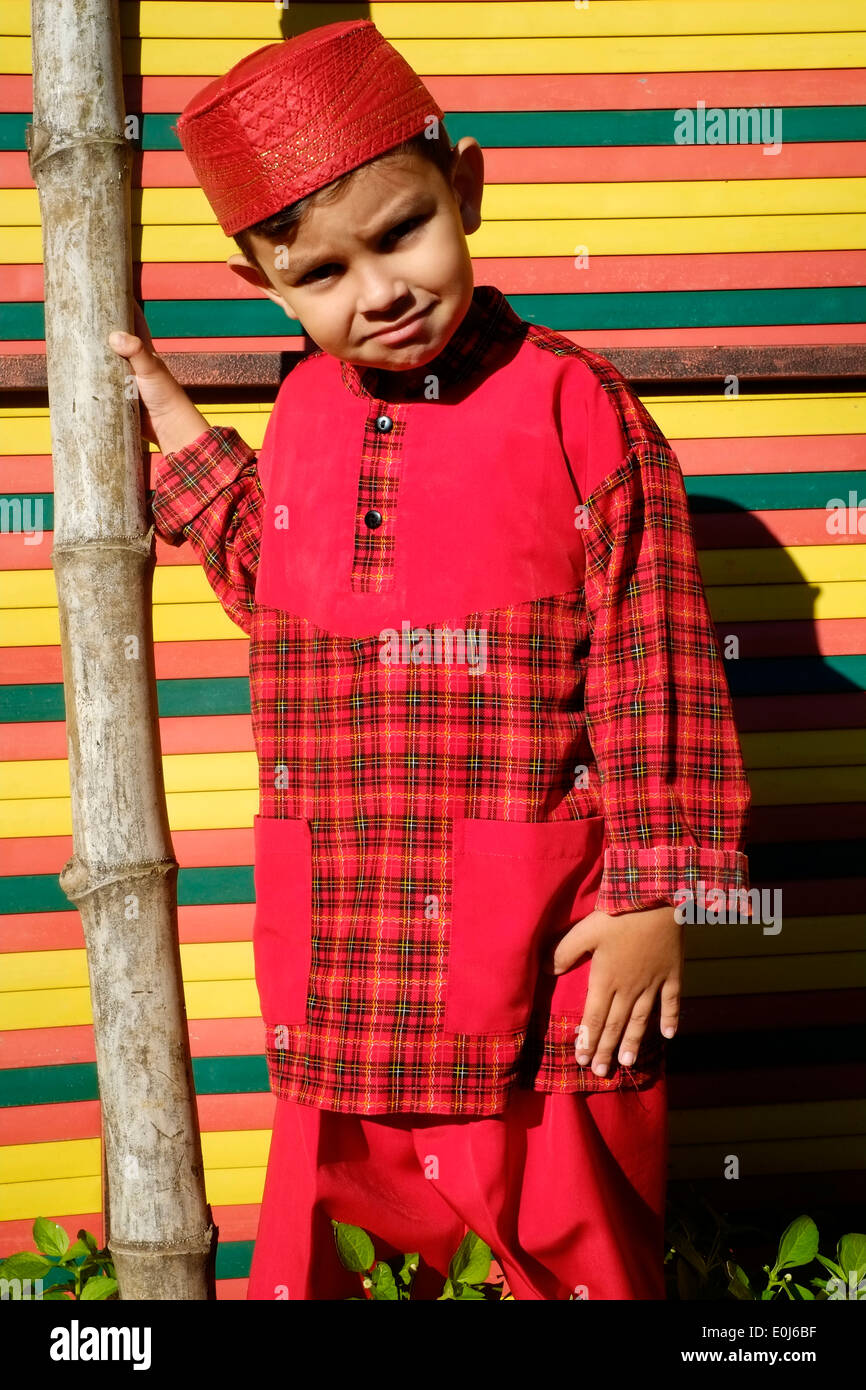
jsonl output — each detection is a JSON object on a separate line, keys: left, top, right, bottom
{"left": 443, "top": 815, "right": 606, "bottom": 1036}
{"left": 252, "top": 814, "right": 313, "bottom": 1026}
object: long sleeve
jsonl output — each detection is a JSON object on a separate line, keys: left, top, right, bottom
{"left": 577, "top": 380, "right": 751, "bottom": 916}
{"left": 149, "top": 424, "right": 264, "bottom": 637}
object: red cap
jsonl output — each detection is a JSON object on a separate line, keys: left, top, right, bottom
{"left": 173, "top": 19, "right": 446, "bottom": 236}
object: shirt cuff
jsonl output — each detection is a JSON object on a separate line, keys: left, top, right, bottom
{"left": 594, "top": 844, "right": 750, "bottom": 917}
{"left": 150, "top": 424, "right": 258, "bottom": 545}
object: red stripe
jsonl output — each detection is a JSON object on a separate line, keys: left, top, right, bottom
{"left": 6, "top": 141, "right": 865, "bottom": 191}
{"left": 0, "top": 1018, "right": 266, "bottom": 1068}
{"left": 5, "top": 249, "right": 863, "bottom": 302}
{"left": 3, "top": 437, "right": 864, "bottom": 500}
{"left": 4, "top": 70, "right": 865, "bottom": 113}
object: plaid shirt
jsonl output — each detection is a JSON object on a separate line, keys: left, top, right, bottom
{"left": 151, "top": 284, "right": 750, "bottom": 1116}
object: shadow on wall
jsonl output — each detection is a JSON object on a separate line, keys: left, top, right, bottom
{"left": 683, "top": 492, "right": 864, "bottom": 1048}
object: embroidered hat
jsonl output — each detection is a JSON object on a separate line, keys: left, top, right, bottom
{"left": 173, "top": 19, "right": 445, "bottom": 236}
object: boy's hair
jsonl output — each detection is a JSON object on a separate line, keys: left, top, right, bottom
{"left": 233, "top": 128, "right": 456, "bottom": 271}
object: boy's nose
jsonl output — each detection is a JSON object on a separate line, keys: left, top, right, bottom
{"left": 354, "top": 270, "right": 412, "bottom": 316}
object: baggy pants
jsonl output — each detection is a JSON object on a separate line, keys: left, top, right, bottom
{"left": 246, "top": 1072, "right": 669, "bottom": 1301}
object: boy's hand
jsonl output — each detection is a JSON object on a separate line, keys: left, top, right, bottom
{"left": 108, "top": 299, "right": 209, "bottom": 454}
{"left": 546, "top": 904, "right": 684, "bottom": 1077}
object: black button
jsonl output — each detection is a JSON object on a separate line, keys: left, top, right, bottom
{"left": 374, "top": 415, "right": 393, "bottom": 432}
{"left": 364, "top": 509, "right": 383, "bottom": 529}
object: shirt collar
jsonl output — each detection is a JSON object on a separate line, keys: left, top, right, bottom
{"left": 338, "top": 284, "right": 527, "bottom": 402}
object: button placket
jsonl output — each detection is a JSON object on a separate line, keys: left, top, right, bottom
{"left": 351, "top": 401, "right": 405, "bottom": 592}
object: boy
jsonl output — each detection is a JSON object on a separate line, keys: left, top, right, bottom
{"left": 108, "top": 19, "right": 751, "bottom": 1300}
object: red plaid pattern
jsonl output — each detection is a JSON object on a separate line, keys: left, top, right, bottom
{"left": 151, "top": 285, "right": 750, "bottom": 1115}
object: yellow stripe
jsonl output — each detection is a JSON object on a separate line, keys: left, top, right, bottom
{"left": 8, "top": 180, "right": 865, "bottom": 228}
{"left": 5, "top": 1, "right": 860, "bottom": 41}
{"left": 685, "top": 915, "right": 865, "bottom": 958}
{"left": 0, "top": 1176, "right": 101, "bottom": 1222}
{"left": 0, "top": 604, "right": 244, "bottom": 646}
{"left": 4, "top": 214, "right": 865, "bottom": 265}
{"left": 671, "top": 1099, "right": 865, "bottom": 1143}
{"left": 3, "top": 915, "right": 862, "bottom": 997}
{"left": 7, "top": 580, "right": 864, "bottom": 647}
{"left": 699, "top": 546, "right": 866, "bottom": 585}
{"left": 0, "top": 752, "right": 257, "bottom": 798}
{"left": 0, "top": 791, "right": 258, "bottom": 837}
{"left": 2, "top": 979, "right": 261, "bottom": 1029}
{"left": 745, "top": 767, "right": 866, "bottom": 803}
{"left": 0, "top": 942, "right": 255, "bottom": 993}
{"left": 6, "top": 546, "right": 864, "bottom": 609}
{"left": 0, "top": 408, "right": 269, "bottom": 454}
{"left": 668, "top": 1136, "right": 866, "bottom": 1178}
{"left": 2, "top": 1138, "right": 99, "bottom": 1183}
{"left": 2, "top": 395, "right": 863, "bottom": 455}
{"left": 738, "top": 729, "right": 866, "bottom": 768}
{"left": 6, "top": 31, "right": 865, "bottom": 76}
{"left": 706, "top": 581, "right": 866, "bottom": 621}
{"left": 3, "top": 949, "right": 862, "bottom": 1032}
{"left": 686, "top": 952, "right": 866, "bottom": 993}
{"left": 1, "top": 729, "right": 860, "bottom": 813}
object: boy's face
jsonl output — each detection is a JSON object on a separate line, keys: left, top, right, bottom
{"left": 225, "top": 137, "right": 484, "bottom": 375}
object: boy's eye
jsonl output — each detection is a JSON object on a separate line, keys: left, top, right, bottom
{"left": 385, "top": 215, "right": 423, "bottom": 242}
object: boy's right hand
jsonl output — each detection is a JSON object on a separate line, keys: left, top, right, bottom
{"left": 108, "top": 299, "right": 209, "bottom": 455}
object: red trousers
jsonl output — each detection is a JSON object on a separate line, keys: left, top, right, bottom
{"left": 246, "top": 1073, "right": 668, "bottom": 1301}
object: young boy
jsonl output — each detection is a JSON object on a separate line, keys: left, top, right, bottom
{"left": 108, "top": 19, "right": 751, "bottom": 1300}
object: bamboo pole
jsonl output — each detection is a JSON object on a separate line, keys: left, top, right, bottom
{"left": 27, "top": 0, "right": 215, "bottom": 1299}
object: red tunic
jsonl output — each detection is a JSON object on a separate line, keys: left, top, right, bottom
{"left": 151, "top": 284, "right": 751, "bottom": 1116}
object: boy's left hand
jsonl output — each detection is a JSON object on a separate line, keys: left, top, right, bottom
{"left": 545, "top": 905, "right": 684, "bottom": 1077}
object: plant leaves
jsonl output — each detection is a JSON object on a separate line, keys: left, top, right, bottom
{"left": 77, "top": 1230, "right": 99, "bottom": 1254}
{"left": 33, "top": 1218, "right": 69, "bottom": 1259}
{"left": 332, "top": 1221, "right": 374, "bottom": 1273}
{"left": 793, "top": 1284, "right": 815, "bottom": 1300}
{"left": 397, "top": 1253, "right": 418, "bottom": 1287}
{"left": 838, "top": 1234, "right": 866, "bottom": 1281}
{"left": 369, "top": 1263, "right": 398, "bottom": 1301}
{"left": 725, "top": 1261, "right": 753, "bottom": 1300}
{"left": 448, "top": 1231, "right": 492, "bottom": 1286}
{"left": 80, "top": 1275, "right": 118, "bottom": 1301}
{"left": 0, "top": 1252, "right": 52, "bottom": 1278}
{"left": 776, "top": 1216, "right": 819, "bottom": 1271}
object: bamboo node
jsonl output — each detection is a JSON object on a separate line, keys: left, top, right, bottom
{"left": 59, "top": 853, "right": 178, "bottom": 903}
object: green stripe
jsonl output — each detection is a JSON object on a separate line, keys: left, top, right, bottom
{"left": 3, "top": 107, "right": 864, "bottom": 151}
{"left": 0, "top": 1055, "right": 270, "bottom": 1107}
{"left": 5, "top": 288, "right": 866, "bottom": 340}
{"left": 2, "top": 472, "right": 861, "bottom": 548}
{"left": 0, "top": 864, "right": 254, "bottom": 914}
{"left": 0, "top": 678, "right": 252, "bottom": 722}
{"left": 216, "top": 1240, "right": 254, "bottom": 1281}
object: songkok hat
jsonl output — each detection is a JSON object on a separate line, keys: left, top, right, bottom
{"left": 173, "top": 19, "right": 446, "bottom": 236}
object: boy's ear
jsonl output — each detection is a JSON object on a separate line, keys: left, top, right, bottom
{"left": 225, "top": 253, "right": 300, "bottom": 319}
{"left": 450, "top": 136, "right": 484, "bottom": 236}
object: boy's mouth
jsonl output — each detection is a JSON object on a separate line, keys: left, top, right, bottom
{"left": 366, "top": 303, "right": 435, "bottom": 345}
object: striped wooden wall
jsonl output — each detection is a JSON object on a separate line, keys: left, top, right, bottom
{"left": 2, "top": 2, "right": 865, "bottom": 1299}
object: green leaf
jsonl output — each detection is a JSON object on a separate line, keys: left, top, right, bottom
{"left": 815, "top": 1253, "right": 844, "bottom": 1277}
{"left": 33, "top": 1218, "right": 69, "bottom": 1259}
{"left": 369, "top": 1264, "right": 398, "bottom": 1301}
{"left": 793, "top": 1284, "right": 815, "bottom": 1300}
{"left": 80, "top": 1275, "right": 118, "bottom": 1301}
{"left": 40, "top": 1288, "right": 74, "bottom": 1300}
{"left": 397, "top": 1253, "right": 418, "bottom": 1287}
{"left": 332, "top": 1222, "right": 375, "bottom": 1273}
{"left": 0, "top": 1252, "right": 52, "bottom": 1278}
{"left": 453, "top": 1286, "right": 487, "bottom": 1300}
{"left": 448, "top": 1231, "right": 492, "bottom": 1286}
{"left": 776, "top": 1216, "right": 819, "bottom": 1272}
{"left": 67, "top": 1240, "right": 91, "bottom": 1261}
{"left": 725, "top": 1262, "right": 753, "bottom": 1300}
{"left": 838, "top": 1234, "right": 866, "bottom": 1280}
{"left": 438, "top": 1277, "right": 456, "bottom": 1300}
{"left": 77, "top": 1230, "right": 99, "bottom": 1254}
